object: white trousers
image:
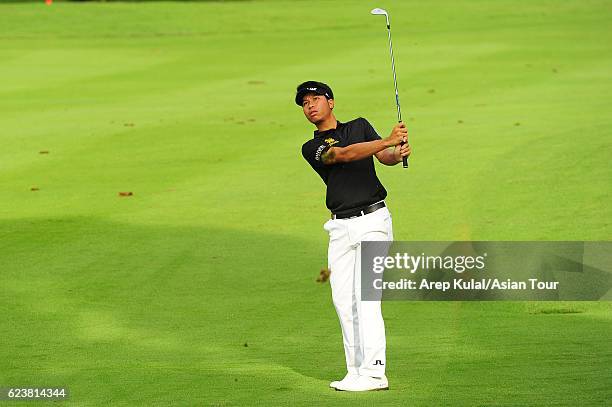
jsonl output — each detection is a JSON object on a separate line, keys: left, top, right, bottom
{"left": 323, "top": 206, "right": 393, "bottom": 377}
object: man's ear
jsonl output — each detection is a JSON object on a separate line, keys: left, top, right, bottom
{"left": 328, "top": 99, "right": 334, "bottom": 110}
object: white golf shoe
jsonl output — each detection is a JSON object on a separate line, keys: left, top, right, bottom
{"left": 329, "top": 373, "right": 359, "bottom": 389}
{"left": 334, "top": 375, "right": 389, "bottom": 391}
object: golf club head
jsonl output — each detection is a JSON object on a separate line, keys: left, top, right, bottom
{"left": 370, "top": 8, "right": 390, "bottom": 27}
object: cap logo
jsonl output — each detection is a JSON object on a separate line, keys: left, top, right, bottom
{"left": 305, "top": 87, "right": 329, "bottom": 97}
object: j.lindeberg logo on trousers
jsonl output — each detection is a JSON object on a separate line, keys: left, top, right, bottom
{"left": 374, "top": 360, "right": 384, "bottom": 366}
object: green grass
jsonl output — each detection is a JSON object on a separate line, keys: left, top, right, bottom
{"left": 0, "top": 1, "right": 611, "bottom": 405}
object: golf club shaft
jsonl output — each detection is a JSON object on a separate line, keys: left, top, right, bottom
{"left": 386, "top": 22, "right": 408, "bottom": 168}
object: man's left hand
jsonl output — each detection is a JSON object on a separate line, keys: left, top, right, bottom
{"left": 394, "top": 143, "right": 411, "bottom": 163}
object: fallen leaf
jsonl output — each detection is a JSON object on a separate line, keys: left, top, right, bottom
{"left": 316, "top": 268, "right": 331, "bottom": 283}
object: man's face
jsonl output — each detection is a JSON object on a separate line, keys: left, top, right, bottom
{"left": 302, "top": 92, "right": 334, "bottom": 124}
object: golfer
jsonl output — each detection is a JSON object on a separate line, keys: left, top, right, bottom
{"left": 296, "top": 81, "right": 410, "bottom": 391}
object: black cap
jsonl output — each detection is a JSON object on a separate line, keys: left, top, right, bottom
{"left": 295, "top": 81, "right": 334, "bottom": 106}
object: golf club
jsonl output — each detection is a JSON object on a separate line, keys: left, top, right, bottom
{"left": 371, "top": 7, "right": 408, "bottom": 168}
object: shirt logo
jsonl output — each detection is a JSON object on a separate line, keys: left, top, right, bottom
{"left": 314, "top": 145, "right": 327, "bottom": 161}
{"left": 324, "top": 138, "right": 339, "bottom": 146}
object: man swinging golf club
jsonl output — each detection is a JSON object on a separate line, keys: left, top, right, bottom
{"left": 297, "top": 80, "right": 410, "bottom": 391}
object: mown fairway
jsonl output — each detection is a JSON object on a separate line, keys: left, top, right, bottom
{"left": 1, "top": 1, "right": 610, "bottom": 405}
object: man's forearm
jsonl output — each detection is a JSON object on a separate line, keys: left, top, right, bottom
{"left": 377, "top": 147, "right": 401, "bottom": 166}
{"left": 331, "top": 140, "right": 390, "bottom": 163}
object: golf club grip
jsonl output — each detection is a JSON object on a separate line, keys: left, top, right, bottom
{"left": 398, "top": 120, "right": 409, "bottom": 169}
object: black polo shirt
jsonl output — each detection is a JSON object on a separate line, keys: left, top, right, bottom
{"left": 301, "top": 117, "right": 387, "bottom": 215}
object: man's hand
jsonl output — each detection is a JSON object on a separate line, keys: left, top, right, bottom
{"left": 375, "top": 122, "right": 410, "bottom": 165}
{"left": 383, "top": 122, "right": 408, "bottom": 147}
{"left": 393, "top": 142, "right": 411, "bottom": 163}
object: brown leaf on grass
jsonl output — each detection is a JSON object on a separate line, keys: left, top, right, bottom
{"left": 118, "top": 192, "right": 133, "bottom": 197}
{"left": 39, "top": 150, "right": 49, "bottom": 154}
{"left": 316, "top": 267, "right": 331, "bottom": 283}
{"left": 30, "top": 187, "right": 40, "bottom": 191}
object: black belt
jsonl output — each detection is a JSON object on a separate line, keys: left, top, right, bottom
{"left": 332, "top": 202, "right": 386, "bottom": 220}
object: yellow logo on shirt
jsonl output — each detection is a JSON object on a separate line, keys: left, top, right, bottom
{"left": 324, "top": 138, "right": 339, "bottom": 146}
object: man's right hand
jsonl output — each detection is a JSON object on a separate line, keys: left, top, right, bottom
{"left": 384, "top": 122, "right": 408, "bottom": 147}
